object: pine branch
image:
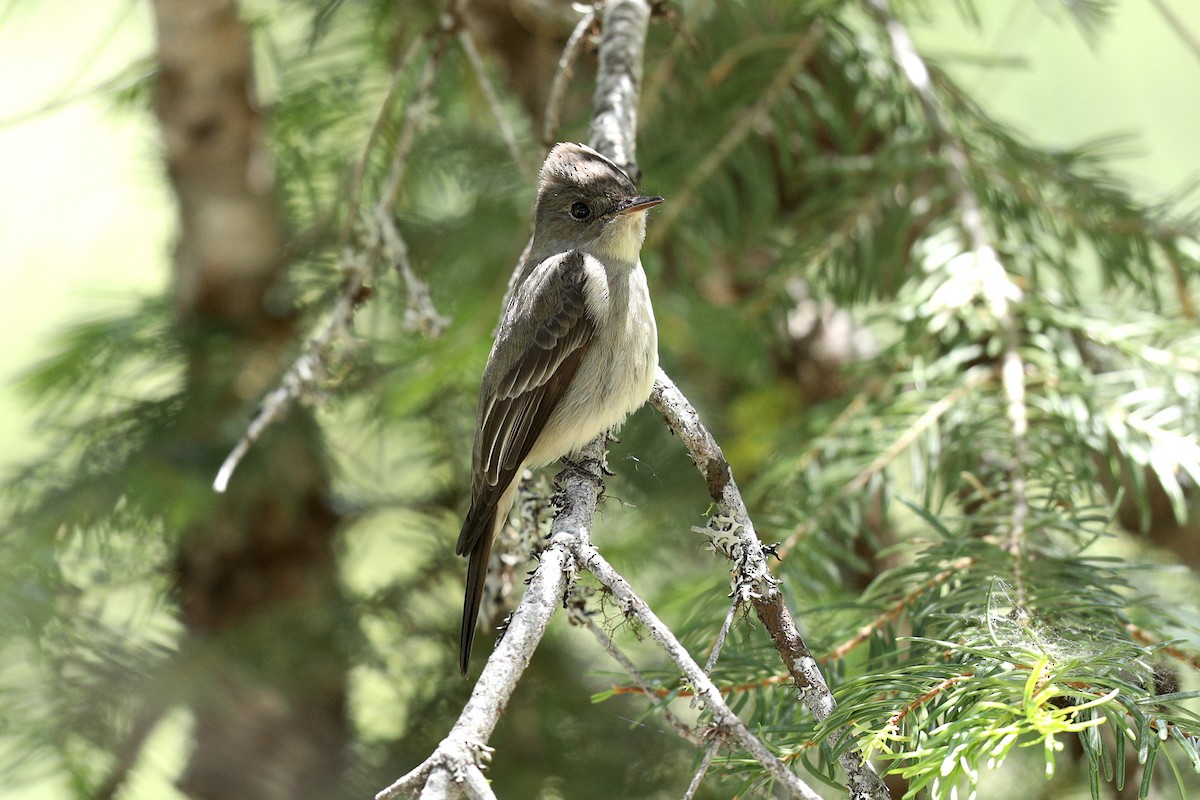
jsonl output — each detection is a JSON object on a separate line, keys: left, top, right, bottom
{"left": 646, "top": 22, "right": 822, "bottom": 245}
{"left": 213, "top": 21, "right": 450, "bottom": 493}
{"left": 777, "top": 370, "right": 992, "bottom": 560}
{"left": 651, "top": 370, "right": 890, "bottom": 799}
{"left": 1147, "top": 0, "right": 1200, "bottom": 65}
{"left": 865, "top": 0, "right": 1031, "bottom": 601}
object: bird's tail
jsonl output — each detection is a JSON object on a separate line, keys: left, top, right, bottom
{"left": 458, "top": 507, "right": 496, "bottom": 676}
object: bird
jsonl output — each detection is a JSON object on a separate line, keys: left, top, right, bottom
{"left": 456, "top": 142, "right": 663, "bottom": 675}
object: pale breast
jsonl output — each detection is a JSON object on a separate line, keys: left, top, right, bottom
{"left": 526, "top": 261, "right": 659, "bottom": 466}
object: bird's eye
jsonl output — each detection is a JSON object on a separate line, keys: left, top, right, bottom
{"left": 570, "top": 202, "right": 592, "bottom": 220}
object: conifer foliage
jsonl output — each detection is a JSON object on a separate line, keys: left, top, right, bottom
{"left": 3, "top": 0, "right": 1199, "bottom": 798}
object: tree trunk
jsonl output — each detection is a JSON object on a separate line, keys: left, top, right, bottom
{"left": 150, "top": 2, "right": 349, "bottom": 798}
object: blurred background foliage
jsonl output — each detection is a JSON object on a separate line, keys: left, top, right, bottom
{"left": 1, "top": 0, "right": 1199, "bottom": 798}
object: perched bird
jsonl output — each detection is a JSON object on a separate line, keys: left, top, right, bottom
{"left": 456, "top": 142, "right": 663, "bottom": 674}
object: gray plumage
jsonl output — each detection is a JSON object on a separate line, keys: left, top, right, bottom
{"left": 456, "top": 143, "right": 662, "bottom": 674}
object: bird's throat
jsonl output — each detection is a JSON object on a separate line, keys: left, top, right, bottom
{"left": 593, "top": 214, "right": 647, "bottom": 265}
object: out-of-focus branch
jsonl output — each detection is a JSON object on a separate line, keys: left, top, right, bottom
{"left": 646, "top": 24, "right": 821, "bottom": 245}
{"left": 457, "top": 21, "right": 536, "bottom": 184}
{"left": 213, "top": 27, "right": 449, "bottom": 493}
{"left": 863, "top": 0, "right": 1030, "bottom": 606}
{"left": 542, "top": 5, "right": 599, "bottom": 147}
{"left": 1147, "top": 0, "right": 1200, "bottom": 66}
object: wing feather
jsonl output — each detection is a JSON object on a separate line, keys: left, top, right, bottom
{"left": 456, "top": 250, "right": 597, "bottom": 557}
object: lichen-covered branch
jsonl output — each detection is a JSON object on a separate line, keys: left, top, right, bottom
{"left": 651, "top": 370, "right": 890, "bottom": 800}
{"left": 375, "top": 439, "right": 602, "bottom": 800}
{"left": 588, "top": 0, "right": 650, "bottom": 175}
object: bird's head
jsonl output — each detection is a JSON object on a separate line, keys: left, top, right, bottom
{"left": 533, "top": 142, "right": 663, "bottom": 265}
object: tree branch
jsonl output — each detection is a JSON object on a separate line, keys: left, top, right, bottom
{"left": 579, "top": 540, "right": 825, "bottom": 800}
{"left": 375, "top": 440, "right": 602, "bottom": 800}
{"left": 213, "top": 26, "right": 449, "bottom": 492}
{"left": 542, "top": 5, "right": 599, "bottom": 148}
{"left": 651, "top": 370, "right": 890, "bottom": 800}
{"left": 588, "top": 0, "right": 650, "bottom": 175}
{"left": 457, "top": 20, "right": 536, "bottom": 184}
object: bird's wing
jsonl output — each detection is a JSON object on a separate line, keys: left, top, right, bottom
{"left": 456, "top": 250, "right": 597, "bottom": 556}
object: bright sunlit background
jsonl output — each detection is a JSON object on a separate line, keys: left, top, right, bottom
{"left": 0, "top": 1, "right": 1197, "bottom": 798}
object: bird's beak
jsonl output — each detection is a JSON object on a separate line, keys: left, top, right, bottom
{"left": 616, "top": 195, "right": 664, "bottom": 216}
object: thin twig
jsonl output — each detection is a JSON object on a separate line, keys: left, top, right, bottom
{"left": 1147, "top": 0, "right": 1200, "bottom": 66}
{"left": 702, "top": 594, "right": 741, "bottom": 677}
{"left": 778, "top": 371, "right": 991, "bottom": 560}
{"left": 681, "top": 740, "right": 722, "bottom": 800}
{"left": 1125, "top": 623, "right": 1200, "bottom": 673}
{"left": 886, "top": 672, "right": 974, "bottom": 728}
{"left": 571, "top": 601, "right": 702, "bottom": 744}
{"left": 579, "top": 541, "right": 827, "bottom": 800}
{"left": 212, "top": 333, "right": 326, "bottom": 493}
{"left": 378, "top": 37, "right": 447, "bottom": 213}
{"left": 338, "top": 31, "right": 429, "bottom": 248}
{"left": 542, "top": 5, "right": 600, "bottom": 147}
{"left": 1162, "top": 245, "right": 1198, "bottom": 319}
{"left": 823, "top": 557, "right": 975, "bottom": 662}
{"left": 370, "top": 30, "right": 450, "bottom": 335}
{"left": 457, "top": 25, "right": 536, "bottom": 184}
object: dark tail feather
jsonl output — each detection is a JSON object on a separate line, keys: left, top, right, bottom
{"left": 458, "top": 508, "right": 496, "bottom": 675}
